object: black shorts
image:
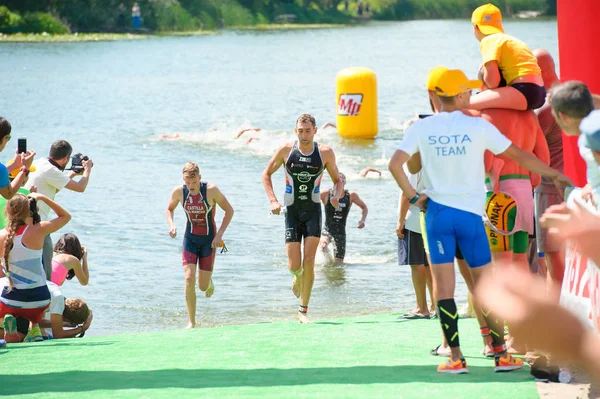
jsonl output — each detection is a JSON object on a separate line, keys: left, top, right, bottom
{"left": 285, "top": 205, "right": 322, "bottom": 243}
{"left": 512, "top": 82, "right": 546, "bottom": 110}
{"left": 399, "top": 230, "right": 429, "bottom": 266}
{"left": 323, "top": 228, "right": 346, "bottom": 259}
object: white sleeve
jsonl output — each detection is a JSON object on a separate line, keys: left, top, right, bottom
{"left": 483, "top": 120, "right": 512, "bottom": 155}
{"left": 45, "top": 168, "right": 71, "bottom": 191}
{"left": 397, "top": 124, "right": 420, "bottom": 156}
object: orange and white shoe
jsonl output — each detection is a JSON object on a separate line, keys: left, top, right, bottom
{"left": 437, "top": 357, "right": 469, "bottom": 374}
{"left": 494, "top": 353, "right": 524, "bottom": 372}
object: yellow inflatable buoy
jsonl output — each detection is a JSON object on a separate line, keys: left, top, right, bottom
{"left": 335, "top": 67, "right": 378, "bottom": 139}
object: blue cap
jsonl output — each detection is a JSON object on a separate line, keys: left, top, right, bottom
{"left": 580, "top": 109, "right": 600, "bottom": 152}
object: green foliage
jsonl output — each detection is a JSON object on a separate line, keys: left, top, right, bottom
{"left": 0, "top": 6, "right": 24, "bottom": 33}
{"left": 375, "top": 0, "right": 554, "bottom": 20}
{"left": 22, "top": 12, "right": 69, "bottom": 34}
{"left": 153, "top": 1, "right": 200, "bottom": 31}
{"left": 1, "top": 0, "right": 556, "bottom": 33}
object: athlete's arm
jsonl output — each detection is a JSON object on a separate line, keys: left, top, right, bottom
{"left": 390, "top": 150, "right": 418, "bottom": 201}
{"left": 397, "top": 194, "right": 410, "bottom": 238}
{"left": 208, "top": 185, "right": 234, "bottom": 248}
{"left": 406, "top": 153, "right": 422, "bottom": 174}
{"left": 350, "top": 192, "right": 368, "bottom": 228}
{"left": 236, "top": 127, "right": 261, "bottom": 139}
{"left": 166, "top": 186, "right": 182, "bottom": 238}
{"left": 500, "top": 144, "right": 572, "bottom": 189}
{"left": 320, "top": 190, "right": 329, "bottom": 205}
{"left": 322, "top": 146, "right": 343, "bottom": 204}
{"left": 262, "top": 145, "right": 288, "bottom": 214}
{"left": 359, "top": 167, "right": 381, "bottom": 177}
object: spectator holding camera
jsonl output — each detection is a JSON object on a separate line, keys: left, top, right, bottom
{"left": 0, "top": 117, "right": 36, "bottom": 200}
{"left": 27, "top": 140, "right": 93, "bottom": 279}
{"left": 51, "top": 233, "right": 89, "bottom": 286}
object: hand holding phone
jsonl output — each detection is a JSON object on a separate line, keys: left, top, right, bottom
{"left": 17, "top": 138, "right": 27, "bottom": 154}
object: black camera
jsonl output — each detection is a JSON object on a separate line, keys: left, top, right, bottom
{"left": 70, "top": 153, "right": 89, "bottom": 174}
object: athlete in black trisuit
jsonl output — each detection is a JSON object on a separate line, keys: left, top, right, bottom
{"left": 262, "top": 114, "right": 343, "bottom": 323}
{"left": 320, "top": 173, "right": 368, "bottom": 262}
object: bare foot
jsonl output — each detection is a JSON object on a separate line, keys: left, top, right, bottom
{"left": 205, "top": 280, "right": 214, "bottom": 298}
{"left": 186, "top": 322, "right": 195, "bottom": 329}
{"left": 292, "top": 276, "right": 301, "bottom": 298}
{"left": 298, "top": 312, "right": 312, "bottom": 324}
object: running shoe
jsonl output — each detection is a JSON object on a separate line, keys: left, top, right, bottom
{"left": 24, "top": 326, "right": 44, "bottom": 343}
{"left": 494, "top": 353, "right": 524, "bottom": 372}
{"left": 437, "top": 357, "right": 469, "bottom": 374}
{"left": 3, "top": 314, "right": 20, "bottom": 343}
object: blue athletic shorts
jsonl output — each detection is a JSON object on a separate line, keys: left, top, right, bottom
{"left": 424, "top": 199, "right": 491, "bottom": 268}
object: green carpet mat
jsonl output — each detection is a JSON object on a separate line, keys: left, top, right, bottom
{"left": 0, "top": 313, "right": 537, "bottom": 398}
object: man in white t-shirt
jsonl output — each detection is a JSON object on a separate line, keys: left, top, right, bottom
{"left": 396, "top": 165, "right": 433, "bottom": 319}
{"left": 27, "top": 140, "right": 94, "bottom": 279}
{"left": 389, "top": 68, "right": 570, "bottom": 374}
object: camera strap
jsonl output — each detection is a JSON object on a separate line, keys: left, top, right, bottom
{"left": 47, "top": 157, "right": 66, "bottom": 172}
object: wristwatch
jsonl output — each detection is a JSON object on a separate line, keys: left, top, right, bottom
{"left": 409, "top": 193, "right": 420, "bottom": 204}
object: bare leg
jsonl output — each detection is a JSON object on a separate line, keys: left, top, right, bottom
{"left": 546, "top": 250, "right": 565, "bottom": 302}
{"left": 286, "top": 242, "right": 303, "bottom": 298}
{"left": 410, "top": 264, "right": 430, "bottom": 315}
{"left": 299, "top": 237, "right": 320, "bottom": 323}
{"left": 198, "top": 270, "right": 214, "bottom": 297}
{"left": 469, "top": 87, "right": 528, "bottom": 111}
{"left": 183, "top": 263, "right": 197, "bottom": 328}
{"left": 425, "top": 266, "right": 435, "bottom": 313}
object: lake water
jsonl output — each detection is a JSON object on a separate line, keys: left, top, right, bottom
{"left": 0, "top": 19, "right": 558, "bottom": 336}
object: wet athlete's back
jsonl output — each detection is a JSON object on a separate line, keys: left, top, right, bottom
{"left": 284, "top": 141, "right": 324, "bottom": 208}
{"left": 324, "top": 190, "right": 351, "bottom": 231}
{"left": 182, "top": 183, "right": 215, "bottom": 236}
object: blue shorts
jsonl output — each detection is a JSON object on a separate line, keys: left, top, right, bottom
{"left": 425, "top": 200, "right": 491, "bottom": 268}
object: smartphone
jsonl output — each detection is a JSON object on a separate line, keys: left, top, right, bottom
{"left": 17, "top": 138, "right": 27, "bottom": 154}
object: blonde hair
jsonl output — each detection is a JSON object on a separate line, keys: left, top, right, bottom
{"left": 182, "top": 162, "right": 200, "bottom": 178}
{"left": 3, "top": 194, "right": 34, "bottom": 289}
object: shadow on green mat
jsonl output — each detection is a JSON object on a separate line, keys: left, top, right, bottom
{"left": 0, "top": 365, "right": 532, "bottom": 395}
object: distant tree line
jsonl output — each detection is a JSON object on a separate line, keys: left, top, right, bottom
{"left": 0, "top": 0, "right": 556, "bottom": 34}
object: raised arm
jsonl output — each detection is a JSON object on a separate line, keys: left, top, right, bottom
{"left": 166, "top": 186, "right": 182, "bottom": 238}
{"left": 236, "top": 127, "right": 261, "bottom": 139}
{"left": 262, "top": 145, "right": 288, "bottom": 214}
{"left": 209, "top": 185, "right": 234, "bottom": 248}
{"left": 64, "top": 158, "right": 93, "bottom": 193}
{"left": 350, "top": 192, "right": 368, "bottom": 228}
{"left": 359, "top": 167, "right": 382, "bottom": 177}
{"left": 30, "top": 193, "right": 71, "bottom": 236}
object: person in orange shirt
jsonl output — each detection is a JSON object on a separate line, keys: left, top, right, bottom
{"left": 481, "top": 109, "right": 550, "bottom": 274}
{"left": 469, "top": 3, "right": 545, "bottom": 111}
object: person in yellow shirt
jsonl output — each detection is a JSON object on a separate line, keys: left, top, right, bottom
{"left": 469, "top": 3, "right": 546, "bottom": 111}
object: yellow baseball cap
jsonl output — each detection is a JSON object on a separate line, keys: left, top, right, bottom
{"left": 8, "top": 160, "right": 36, "bottom": 179}
{"left": 426, "top": 66, "right": 448, "bottom": 91}
{"left": 472, "top": 3, "right": 504, "bottom": 35}
{"left": 434, "top": 69, "right": 481, "bottom": 97}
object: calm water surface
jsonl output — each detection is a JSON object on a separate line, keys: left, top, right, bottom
{"left": 0, "top": 20, "right": 558, "bottom": 336}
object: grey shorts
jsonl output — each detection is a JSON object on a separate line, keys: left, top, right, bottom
{"left": 534, "top": 190, "right": 563, "bottom": 253}
{"left": 397, "top": 230, "right": 428, "bottom": 266}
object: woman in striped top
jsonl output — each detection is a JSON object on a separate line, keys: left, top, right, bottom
{"left": 0, "top": 192, "right": 71, "bottom": 343}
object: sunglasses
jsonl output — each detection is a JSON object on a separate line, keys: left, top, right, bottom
{"left": 4, "top": 135, "right": 11, "bottom": 142}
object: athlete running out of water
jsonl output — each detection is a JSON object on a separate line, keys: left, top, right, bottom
{"left": 166, "top": 162, "right": 234, "bottom": 329}
{"left": 319, "top": 173, "right": 368, "bottom": 263}
{"left": 262, "top": 114, "right": 343, "bottom": 323}
{"left": 390, "top": 68, "right": 571, "bottom": 374}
